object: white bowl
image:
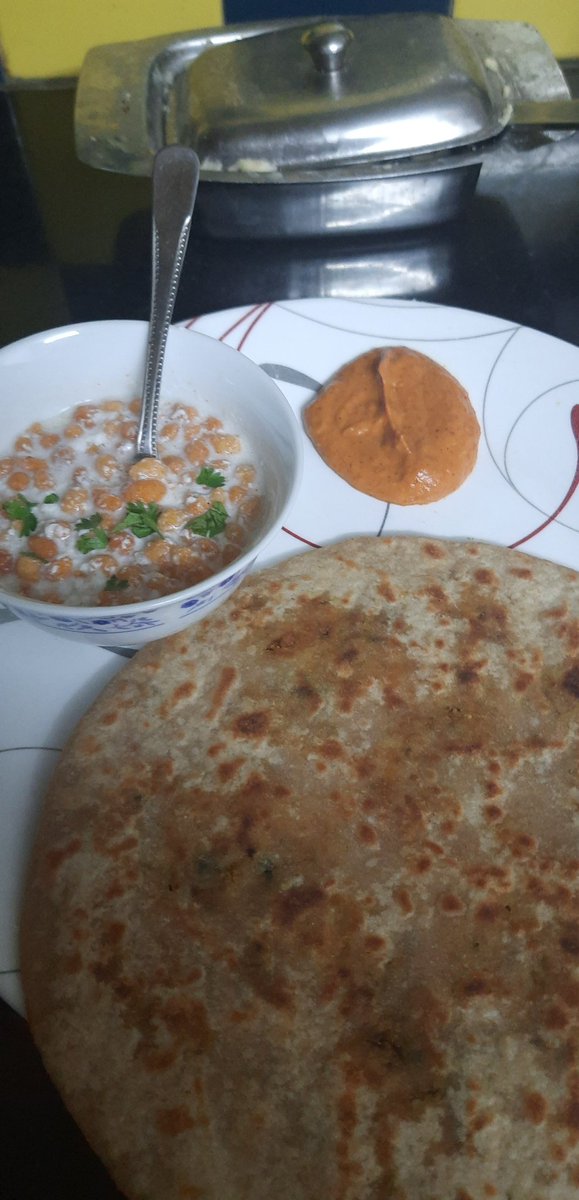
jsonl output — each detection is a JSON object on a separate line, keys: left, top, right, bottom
{"left": 0, "top": 320, "right": 302, "bottom": 646}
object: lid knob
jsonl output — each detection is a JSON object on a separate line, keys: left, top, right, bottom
{"left": 301, "top": 22, "right": 354, "bottom": 74}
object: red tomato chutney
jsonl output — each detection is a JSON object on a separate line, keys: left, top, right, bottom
{"left": 304, "top": 346, "right": 480, "bottom": 504}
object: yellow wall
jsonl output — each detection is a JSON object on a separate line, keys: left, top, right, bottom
{"left": 1, "top": 0, "right": 578, "bottom": 80}
{"left": 0, "top": 0, "right": 224, "bottom": 80}
{"left": 455, "top": 0, "right": 579, "bottom": 60}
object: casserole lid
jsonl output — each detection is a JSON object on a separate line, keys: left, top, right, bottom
{"left": 182, "top": 14, "right": 509, "bottom": 172}
{"left": 74, "top": 17, "right": 572, "bottom": 180}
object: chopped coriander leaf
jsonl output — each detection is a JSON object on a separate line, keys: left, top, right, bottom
{"left": 114, "top": 501, "right": 163, "bottom": 539}
{"left": 196, "top": 466, "right": 226, "bottom": 489}
{"left": 187, "top": 501, "right": 228, "bottom": 539}
{"left": 76, "top": 513, "right": 108, "bottom": 551}
{"left": 104, "top": 575, "right": 129, "bottom": 592}
{"left": 43, "top": 493, "right": 59, "bottom": 504}
{"left": 76, "top": 527, "right": 109, "bottom": 554}
{"left": 2, "top": 494, "right": 37, "bottom": 537}
{"left": 75, "top": 513, "right": 104, "bottom": 531}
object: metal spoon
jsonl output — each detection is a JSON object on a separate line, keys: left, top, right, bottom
{"left": 136, "top": 145, "right": 200, "bottom": 460}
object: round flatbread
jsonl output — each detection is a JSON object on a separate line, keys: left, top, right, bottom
{"left": 21, "top": 537, "right": 579, "bottom": 1200}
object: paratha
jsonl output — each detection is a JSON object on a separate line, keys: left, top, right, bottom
{"left": 21, "top": 536, "right": 579, "bottom": 1200}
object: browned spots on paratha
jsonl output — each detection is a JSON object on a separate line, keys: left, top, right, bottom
{"left": 545, "top": 1004, "right": 569, "bottom": 1030}
{"left": 560, "top": 926, "right": 579, "bottom": 956}
{"left": 208, "top": 665, "right": 237, "bottom": 719}
{"left": 233, "top": 710, "right": 269, "bottom": 737}
{"left": 274, "top": 884, "right": 327, "bottom": 928}
{"left": 456, "top": 660, "right": 486, "bottom": 685}
{"left": 104, "top": 878, "right": 128, "bottom": 901}
{"left": 335, "top": 1085, "right": 357, "bottom": 1198}
{"left": 462, "top": 975, "right": 492, "bottom": 998}
{"left": 45, "top": 836, "right": 82, "bottom": 874}
{"left": 378, "top": 578, "right": 397, "bottom": 602}
{"left": 266, "top": 630, "right": 298, "bottom": 654}
{"left": 474, "top": 568, "right": 498, "bottom": 585}
{"left": 160, "top": 996, "right": 214, "bottom": 1054}
{"left": 423, "top": 583, "right": 448, "bottom": 610}
{"left": 382, "top": 684, "right": 404, "bottom": 708}
{"left": 239, "top": 937, "right": 293, "bottom": 1010}
{"left": 335, "top": 644, "right": 359, "bottom": 672}
{"left": 365, "top": 934, "right": 387, "bottom": 951}
{"left": 563, "top": 665, "right": 579, "bottom": 698}
{"left": 444, "top": 738, "right": 482, "bottom": 756}
{"left": 218, "top": 757, "right": 245, "bottom": 783}
{"left": 563, "top": 1095, "right": 579, "bottom": 1133}
{"left": 412, "top": 854, "right": 433, "bottom": 875}
{"left": 357, "top": 822, "right": 379, "bottom": 846}
{"left": 393, "top": 887, "right": 414, "bottom": 915}
{"left": 102, "top": 920, "right": 126, "bottom": 946}
{"left": 151, "top": 756, "right": 175, "bottom": 788}
{"left": 337, "top": 673, "right": 368, "bottom": 714}
{"left": 485, "top": 779, "right": 502, "bottom": 798}
{"left": 156, "top": 1106, "right": 197, "bottom": 1136}
{"left": 475, "top": 901, "right": 501, "bottom": 923}
{"left": 320, "top": 738, "right": 343, "bottom": 759}
{"left": 564, "top": 620, "right": 579, "bottom": 651}
{"left": 466, "top": 863, "right": 512, "bottom": 892}
{"left": 20, "top": 537, "right": 579, "bottom": 1200}
{"left": 545, "top": 603, "right": 569, "bottom": 620}
{"left": 466, "top": 600, "right": 508, "bottom": 644}
{"left": 96, "top": 833, "right": 138, "bottom": 861}
{"left": 264, "top": 595, "right": 336, "bottom": 657}
{"left": 75, "top": 734, "right": 101, "bottom": 755}
{"left": 159, "top": 680, "right": 197, "bottom": 718}
{"left": 292, "top": 679, "right": 322, "bottom": 714}
{"left": 484, "top": 803, "right": 504, "bottom": 823}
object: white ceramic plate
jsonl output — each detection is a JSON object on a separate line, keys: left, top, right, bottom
{"left": 3, "top": 297, "right": 579, "bottom": 1015}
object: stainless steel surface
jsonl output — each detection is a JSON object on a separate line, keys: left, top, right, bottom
{"left": 136, "top": 146, "right": 199, "bottom": 460}
{"left": 181, "top": 15, "right": 506, "bottom": 171}
{"left": 74, "top": 18, "right": 307, "bottom": 176}
{"left": 196, "top": 159, "right": 482, "bottom": 240}
{"left": 301, "top": 21, "right": 354, "bottom": 74}
{"left": 461, "top": 20, "right": 571, "bottom": 106}
{"left": 74, "top": 17, "right": 573, "bottom": 238}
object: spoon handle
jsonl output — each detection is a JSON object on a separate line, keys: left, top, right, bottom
{"left": 136, "top": 146, "right": 200, "bottom": 459}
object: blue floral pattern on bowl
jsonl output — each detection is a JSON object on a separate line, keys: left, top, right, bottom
{"left": 3, "top": 560, "right": 255, "bottom": 645}
{"left": 6, "top": 604, "right": 164, "bottom": 635}
{"left": 179, "top": 561, "right": 254, "bottom": 616}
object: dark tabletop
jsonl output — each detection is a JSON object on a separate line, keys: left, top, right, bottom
{"left": 1, "top": 75, "right": 579, "bottom": 1198}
